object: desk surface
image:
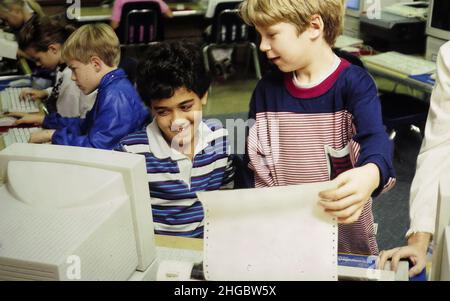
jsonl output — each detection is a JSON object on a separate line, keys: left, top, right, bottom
{"left": 363, "top": 59, "right": 434, "bottom": 94}
{"left": 76, "top": 2, "right": 206, "bottom": 22}
{"left": 155, "top": 234, "right": 202, "bottom": 251}
{"left": 153, "top": 234, "right": 426, "bottom": 281}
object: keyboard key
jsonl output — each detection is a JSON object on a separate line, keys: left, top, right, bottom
{"left": 3, "top": 133, "right": 13, "bottom": 147}
{"left": 0, "top": 87, "right": 39, "bottom": 113}
{"left": 1, "top": 127, "right": 41, "bottom": 147}
{"left": 362, "top": 51, "right": 437, "bottom": 76}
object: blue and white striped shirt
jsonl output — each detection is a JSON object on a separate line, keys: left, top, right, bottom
{"left": 115, "top": 119, "right": 234, "bottom": 238}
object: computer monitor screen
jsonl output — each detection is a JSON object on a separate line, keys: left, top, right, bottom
{"left": 345, "top": 0, "right": 364, "bottom": 17}
{"left": 426, "top": 0, "right": 450, "bottom": 40}
{"left": 347, "top": 0, "right": 361, "bottom": 10}
{"left": 0, "top": 143, "right": 156, "bottom": 280}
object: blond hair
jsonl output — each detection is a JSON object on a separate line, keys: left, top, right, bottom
{"left": 239, "top": 0, "right": 344, "bottom": 46}
{"left": 0, "top": 0, "right": 45, "bottom": 17}
{"left": 61, "top": 23, "right": 120, "bottom": 67}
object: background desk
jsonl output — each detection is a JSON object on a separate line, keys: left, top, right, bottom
{"left": 76, "top": 2, "right": 207, "bottom": 41}
{"left": 76, "top": 2, "right": 206, "bottom": 22}
{"left": 363, "top": 60, "right": 434, "bottom": 95}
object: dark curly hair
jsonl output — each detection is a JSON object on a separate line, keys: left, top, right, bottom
{"left": 137, "top": 41, "right": 211, "bottom": 106}
{"left": 18, "top": 16, "right": 76, "bottom": 52}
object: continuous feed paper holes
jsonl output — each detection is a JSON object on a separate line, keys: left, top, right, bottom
{"left": 198, "top": 181, "right": 338, "bottom": 281}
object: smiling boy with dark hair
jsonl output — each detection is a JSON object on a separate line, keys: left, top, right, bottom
{"left": 115, "top": 41, "right": 234, "bottom": 237}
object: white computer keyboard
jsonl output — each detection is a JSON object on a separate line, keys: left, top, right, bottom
{"left": 0, "top": 87, "right": 39, "bottom": 113}
{"left": 362, "top": 51, "right": 437, "bottom": 76}
{"left": 1, "top": 127, "right": 41, "bottom": 148}
{"left": 382, "top": 2, "right": 429, "bottom": 19}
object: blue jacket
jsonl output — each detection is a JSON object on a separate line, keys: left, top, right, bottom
{"left": 43, "top": 68, "right": 149, "bottom": 150}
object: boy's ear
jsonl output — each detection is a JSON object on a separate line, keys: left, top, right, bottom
{"left": 308, "top": 14, "right": 324, "bottom": 40}
{"left": 90, "top": 56, "right": 103, "bottom": 71}
{"left": 47, "top": 43, "right": 60, "bottom": 54}
{"left": 201, "top": 92, "right": 208, "bottom": 106}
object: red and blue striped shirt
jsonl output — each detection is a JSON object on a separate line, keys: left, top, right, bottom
{"left": 246, "top": 58, "right": 396, "bottom": 255}
{"left": 115, "top": 119, "right": 234, "bottom": 238}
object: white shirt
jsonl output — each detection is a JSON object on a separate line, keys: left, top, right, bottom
{"left": 45, "top": 67, "right": 96, "bottom": 118}
{"left": 407, "top": 41, "right": 450, "bottom": 238}
{"left": 293, "top": 54, "right": 341, "bottom": 88}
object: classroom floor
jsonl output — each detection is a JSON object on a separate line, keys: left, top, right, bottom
{"left": 204, "top": 78, "right": 256, "bottom": 118}
{"left": 206, "top": 77, "right": 421, "bottom": 252}
{"left": 374, "top": 128, "right": 423, "bottom": 250}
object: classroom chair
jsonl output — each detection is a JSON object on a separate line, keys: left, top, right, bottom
{"left": 115, "top": 1, "right": 164, "bottom": 46}
{"left": 202, "top": 1, "right": 262, "bottom": 80}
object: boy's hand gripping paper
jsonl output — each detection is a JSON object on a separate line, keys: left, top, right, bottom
{"left": 197, "top": 181, "right": 338, "bottom": 281}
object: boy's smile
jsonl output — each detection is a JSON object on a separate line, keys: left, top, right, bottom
{"left": 151, "top": 87, "right": 207, "bottom": 156}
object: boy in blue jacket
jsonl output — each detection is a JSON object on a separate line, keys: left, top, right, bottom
{"left": 10, "top": 23, "right": 149, "bottom": 150}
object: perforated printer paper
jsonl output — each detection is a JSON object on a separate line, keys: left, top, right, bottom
{"left": 198, "top": 182, "right": 338, "bottom": 281}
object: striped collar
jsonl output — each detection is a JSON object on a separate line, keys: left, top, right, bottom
{"left": 146, "top": 120, "right": 213, "bottom": 161}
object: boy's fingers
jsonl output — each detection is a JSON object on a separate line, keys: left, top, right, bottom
{"left": 319, "top": 180, "right": 355, "bottom": 201}
{"left": 325, "top": 200, "right": 363, "bottom": 219}
{"left": 29, "top": 132, "right": 40, "bottom": 143}
{"left": 377, "top": 248, "right": 402, "bottom": 270}
{"left": 15, "top": 119, "right": 28, "bottom": 126}
{"left": 19, "top": 90, "right": 31, "bottom": 100}
{"left": 6, "top": 112, "right": 24, "bottom": 118}
{"left": 337, "top": 205, "right": 364, "bottom": 224}
{"left": 391, "top": 247, "right": 415, "bottom": 272}
{"left": 377, "top": 249, "right": 394, "bottom": 270}
{"left": 319, "top": 194, "right": 359, "bottom": 211}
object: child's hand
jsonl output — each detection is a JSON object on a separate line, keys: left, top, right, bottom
{"left": 377, "top": 245, "right": 427, "bottom": 278}
{"left": 318, "top": 163, "right": 380, "bottom": 224}
{"left": 7, "top": 112, "right": 45, "bottom": 126}
{"left": 29, "top": 129, "right": 55, "bottom": 144}
{"left": 377, "top": 232, "right": 430, "bottom": 278}
{"left": 19, "top": 88, "right": 48, "bottom": 101}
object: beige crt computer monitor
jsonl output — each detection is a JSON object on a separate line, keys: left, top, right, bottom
{"left": 346, "top": 0, "right": 365, "bottom": 17}
{"left": 345, "top": 0, "right": 411, "bottom": 17}
{"left": 0, "top": 143, "right": 156, "bottom": 280}
{"left": 431, "top": 175, "right": 450, "bottom": 281}
{"left": 426, "top": 0, "right": 450, "bottom": 41}
{"left": 0, "top": 31, "right": 18, "bottom": 60}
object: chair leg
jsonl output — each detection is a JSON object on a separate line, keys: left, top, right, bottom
{"left": 202, "top": 44, "right": 215, "bottom": 74}
{"left": 249, "top": 42, "right": 262, "bottom": 79}
{"left": 120, "top": 45, "right": 128, "bottom": 58}
{"left": 202, "top": 44, "right": 216, "bottom": 93}
{"left": 243, "top": 45, "right": 251, "bottom": 78}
